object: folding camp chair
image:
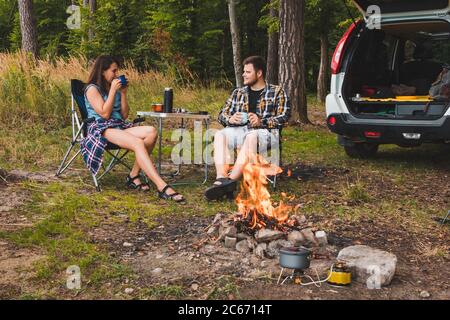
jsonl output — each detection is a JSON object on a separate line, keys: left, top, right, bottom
{"left": 265, "top": 126, "right": 283, "bottom": 190}
{"left": 56, "top": 79, "right": 144, "bottom": 191}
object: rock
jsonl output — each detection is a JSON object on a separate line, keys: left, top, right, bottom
{"left": 236, "top": 240, "right": 251, "bottom": 253}
{"left": 315, "top": 231, "right": 328, "bottom": 246}
{"left": 124, "top": 288, "right": 134, "bottom": 294}
{"left": 255, "top": 229, "right": 285, "bottom": 243}
{"left": 337, "top": 245, "right": 397, "bottom": 287}
{"left": 301, "top": 228, "right": 318, "bottom": 246}
{"left": 219, "top": 225, "right": 237, "bottom": 241}
{"left": 250, "top": 256, "right": 260, "bottom": 266}
{"left": 287, "top": 231, "right": 306, "bottom": 246}
{"left": 236, "top": 233, "right": 249, "bottom": 241}
{"left": 191, "top": 283, "right": 199, "bottom": 291}
{"left": 420, "top": 291, "right": 431, "bottom": 298}
{"left": 123, "top": 242, "right": 133, "bottom": 247}
{"left": 151, "top": 268, "right": 163, "bottom": 276}
{"left": 247, "top": 238, "right": 258, "bottom": 250}
{"left": 213, "top": 213, "right": 225, "bottom": 224}
{"left": 266, "top": 240, "right": 293, "bottom": 258}
{"left": 224, "top": 236, "right": 237, "bottom": 248}
{"left": 207, "top": 225, "right": 219, "bottom": 236}
{"left": 255, "top": 243, "right": 267, "bottom": 259}
{"left": 291, "top": 215, "right": 307, "bottom": 225}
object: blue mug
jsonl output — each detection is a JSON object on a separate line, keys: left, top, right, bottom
{"left": 118, "top": 75, "right": 128, "bottom": 86}
{"left": 240, "top": 112, "right": 249, "bottom": 125}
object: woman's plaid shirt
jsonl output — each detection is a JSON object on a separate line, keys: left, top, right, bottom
{"left": 218, "top": 83, "right": 291, "bottom": 129}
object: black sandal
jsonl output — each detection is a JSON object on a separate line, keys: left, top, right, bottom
{"left": 158, "top": 185, "right": 185, "bottom": 203}
{"left": 204, "top": 178, "right": 237, "bottom": 201}
{"left": 126, "top": 174, "right": 150, "bottom": 192}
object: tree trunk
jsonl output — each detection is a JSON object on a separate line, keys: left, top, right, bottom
{"left": 317, "top": 32, "right": 329, "bottom": 103}
{"left": 227, "top": 0, "right": 243, "bottom": 88}
{"left": 88, "top": 0, "right": 96, "bottom": 41}
{"left": 17, "top": 0, "right": 38, "bottom": 58}
{"left": 279, "top": 0, "right": 308, "bottom": 124}
{"left": 83, "top": 0, "right": 95, "bottom": 41}
{"left": 266, "top": 5, "right": 279, "bottom": 85}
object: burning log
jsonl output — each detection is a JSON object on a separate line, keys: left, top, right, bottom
{"left": 234, "top": 154, "right": 300, "bottom": 234}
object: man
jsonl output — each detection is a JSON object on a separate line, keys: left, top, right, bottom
{"left": 204, "top": 56, "right": 291, "bottom": 201}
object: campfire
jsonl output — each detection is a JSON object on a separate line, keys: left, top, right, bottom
{"left": 234, "top": 154, "right": 299, "bottom": 233}
{"left": 206, "top": 154, "right": 329, "bottom": 260}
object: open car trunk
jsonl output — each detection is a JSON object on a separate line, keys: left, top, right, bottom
{"left": 343, "top": 19, "right": 450, "bottom": 119}
{"left": 352, "top": 0, "right": 450, "bottom": 16}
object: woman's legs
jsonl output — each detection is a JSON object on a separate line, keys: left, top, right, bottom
{"left": 213, "top": 130, "right": 232, "bottom": 180}
{"left": 103, "top": 128, "right": 183, "bottom": 200}
{"left": 124, "top": 126, "right": 157, "bottom": 189}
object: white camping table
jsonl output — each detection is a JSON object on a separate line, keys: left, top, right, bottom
{"left": 136, "top": 111, "right": 211, "bottom": 185}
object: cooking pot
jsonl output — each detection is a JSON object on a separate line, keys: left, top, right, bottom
{"left": 279, "top": 246, "right": 311, "bottom": 270}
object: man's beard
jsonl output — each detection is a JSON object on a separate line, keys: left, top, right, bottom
{"left": 244, "top": 77, "right": 258, "bottom": 87}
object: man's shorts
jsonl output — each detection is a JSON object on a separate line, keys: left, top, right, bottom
{"left": 217, "top": 126, "right": 280, "bottom": 163}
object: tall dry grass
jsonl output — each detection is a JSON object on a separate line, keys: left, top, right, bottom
{"left": 0, "top": 52, "right": 228, "bottom": 169}
{"left": 0, "top": 52, "right": 229, "bottom": 129}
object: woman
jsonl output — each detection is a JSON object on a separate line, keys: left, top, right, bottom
{"left": 81, "top": 55, "right": 185, "bottom": 202}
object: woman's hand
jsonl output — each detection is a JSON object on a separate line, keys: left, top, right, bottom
{"left": 110, "top": 79, "right": 122, "bottom": 93}
{"left": 120, "top": 79, "right": 129, "bottom": 94}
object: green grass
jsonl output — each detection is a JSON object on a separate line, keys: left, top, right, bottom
{"left": 1, "top": 54, "right": 449, "bottom": 299}
{"left": 140, "top": 285, "right": 187, "bottom": 300}
{"left": 0, "top": 182, "right": 133, "bottom": 287}
{"left": 207, "top": 276, "right": 241, "bottom": 300}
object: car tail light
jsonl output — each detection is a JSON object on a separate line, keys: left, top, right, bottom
{"left": 331, "top": 21, "right": 359, "bottom": 75}
{"left": 364, "top": 131, "right": 381, "bottom": 138}
{"left": 328, "top": 116, "right": 336, "bottom": 126}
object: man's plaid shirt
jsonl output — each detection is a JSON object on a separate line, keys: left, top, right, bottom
{"left": 218, "top": 83, "right": 291, "bottom": 129}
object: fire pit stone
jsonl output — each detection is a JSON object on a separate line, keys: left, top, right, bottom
{"left": 266, "top": 240, "right": 294, "bottom": 258}
{"left": 287, "top": 230, "right": 306, "bottom": 246}
{"left": 224, "top": 236, "right": 237, "bottom": 248}
{"left": 236, "top": 240, "right": 251, "bottom": 253}
{"left": 300, "top": 228, "right": 319, "bottom": 246}
{"left": 255, "top": 243, "right": 267, "bottom": 258}
{"left": 255, "top": 229, "right": 285, "bottom": 243}
{"left": 218, "top": 225, "right": 237, "bottom": 241}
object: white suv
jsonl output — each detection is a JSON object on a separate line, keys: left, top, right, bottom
{"left": 326, "top": 0, "right": 450, "bottom": 157}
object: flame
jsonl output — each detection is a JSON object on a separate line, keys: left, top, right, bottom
{"left": 235, "top": 154, "right": 293, "bottom": 230}
{"left": 287, "top": 169, "right": 292, "bottom": 177}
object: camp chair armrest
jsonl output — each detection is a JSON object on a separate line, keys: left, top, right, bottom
{"left": 132, "top": 116, "right": 145, "bottom": 124}
{"left": 83, "top": 117, "right": 96, "bottom": 124}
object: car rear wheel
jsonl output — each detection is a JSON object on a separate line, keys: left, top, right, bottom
{"left": 344, "top": 143, "right": 379, "bottom": 158}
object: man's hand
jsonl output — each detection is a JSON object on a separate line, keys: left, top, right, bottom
{"left": 229, "top": 112, "right": 243, "bottom": 125}
{"left": 248, "top": 113, "right": 261, "bottom": 128}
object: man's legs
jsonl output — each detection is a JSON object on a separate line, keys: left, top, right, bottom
{"left": 205, "top": 127, "right": 244, "bottom": 200}
{"left": 229, "top": 131, "right": 259, "bottom": 180}
{"left": 213, "top": 130, "right": 232, "bottom": 179}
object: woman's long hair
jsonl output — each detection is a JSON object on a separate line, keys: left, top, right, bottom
{"left": 86, "top": 55, "right": 120, "bottom": 94}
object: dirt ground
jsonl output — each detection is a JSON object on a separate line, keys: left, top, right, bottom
{"left": 0, "top": 164, "right": 448, "bottom": 300}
